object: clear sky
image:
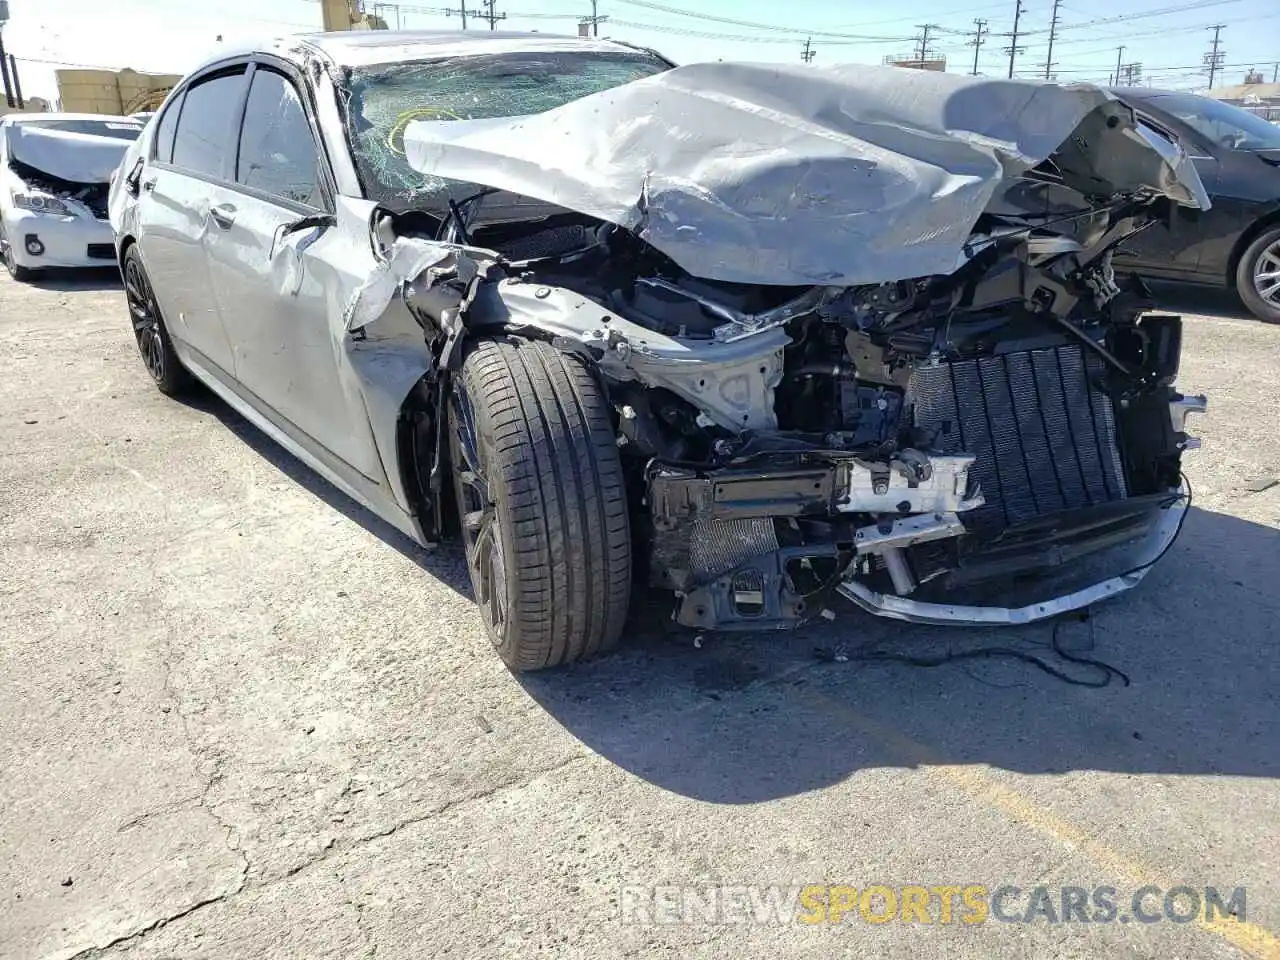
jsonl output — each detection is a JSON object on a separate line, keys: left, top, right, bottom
{"left": 3, "top": 0, "right": 1278, "bottom": 103}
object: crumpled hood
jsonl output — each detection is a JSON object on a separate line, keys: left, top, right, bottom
{"left": 404, "top": 62, "right": 1209, "bottom": 286}
{"left": 6, "top": 124, "right": 133, "bottom": 185}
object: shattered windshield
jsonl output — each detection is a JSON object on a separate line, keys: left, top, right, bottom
{"left": 342, "top": 50, "right": 670, "bottom": 210}
{"left": 15, "top": 119, "right": 143, "bottom": 141}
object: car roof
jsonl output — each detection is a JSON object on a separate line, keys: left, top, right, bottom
{"left": 1108, "top": 87, "right": 1188, "bottom": 100}
{"left": 2, "top": 112, "right": 144, "bottom": 125}
{"left": 197, "top": 29, "right": 659, "bottom": 73}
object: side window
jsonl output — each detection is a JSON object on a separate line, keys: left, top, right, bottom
{"left": 151, "top": 90, "right": 183, "bottom": 164}
{"left": 235, "top": 68, "right": 325, "bottom": 209}
{"left": 172, "top": 68, "right": 247, "bottom": 179}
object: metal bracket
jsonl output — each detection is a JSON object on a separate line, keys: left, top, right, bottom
{"left": 836, "top": 454, "right": 984, "bottom": 515}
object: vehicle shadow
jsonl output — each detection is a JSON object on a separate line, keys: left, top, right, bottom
{"left": 175, "top": 388, "right": 474, "bottom": 599}
{"left": 168, "top": 381, "right": 1278, "bottom": 799}
{"left": 27, "top": 266, "right": 122, "bottom": 292}
{"left": 1146, "top": 281, "right": 1257, "bottom": 321}
{"left": 521, "top": 505, "right": 1280, "bottom": 802}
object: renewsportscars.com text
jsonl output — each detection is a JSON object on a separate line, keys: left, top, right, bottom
{"left": 619, "top": 884, "right": 1247, "bottom": 926}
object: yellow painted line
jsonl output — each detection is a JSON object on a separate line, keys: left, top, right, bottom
{"left": 794, "top": 685, "right": 1279, "bottom": 959}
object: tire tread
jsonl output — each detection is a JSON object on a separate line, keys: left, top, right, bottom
{"left": 458, "top": 338, "right": 631, "bottom": 670}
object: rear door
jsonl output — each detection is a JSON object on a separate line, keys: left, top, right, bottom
{"left": 203, "top": 60, "right": 383, "bottom": 481}
{"left": 133, "top": 65, "right": 249, "bottom": 375}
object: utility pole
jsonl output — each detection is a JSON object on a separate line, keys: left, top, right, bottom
{"left": 914, "top": 23, "right": 938, "bottom": 64}
{"left": 478, "top": 0, "right": 504, "bottom": 29}
{"left": 968, "top": 18, "right": 988, "bottom": 76}
{"left": 801, "top": 37, "right": 816, "bottom": 63}
{"left": 1121, "top": 62, "right": 1142, "bottom": 86}
{"left": 1043, "top": 0, "right": 1061, "bottom": 80}
{"left": 1004, "top": 0, "right": 1026, "bottom": 79}
{"left": 582, "top": 0, "right": 608, "bottom": 37}
{"left": 447, "top": 0, "right": 468, "bottom": 29}
{"left": 1110, "top": 44, "right": 1125, "bottom": 86}
{"left": 1204, "top": 24, "right": 1226, "bottom": 90}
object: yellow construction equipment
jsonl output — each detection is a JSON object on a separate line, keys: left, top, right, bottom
{"left": 55, "top": 68, "right": 181, "bottom": 116}
{"left": 320, "top": 0, "right": 388, "bottom": 31}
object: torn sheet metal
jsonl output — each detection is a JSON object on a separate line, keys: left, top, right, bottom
{"left": 404, "top": 62, "right": 1208, "bottom": 286}
{"left": 344, "top": 236, "right": 457, "bottom": 331}
{"left": 6, "top": 124, "right": 133, "bottom": 184}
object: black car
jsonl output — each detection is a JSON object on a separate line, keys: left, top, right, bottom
{"left": 1112, "top": 88, "right": 1280, "bottom": 322}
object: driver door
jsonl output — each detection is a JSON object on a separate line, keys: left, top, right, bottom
{"left": 203, "top": 60, "right": 383, "bottom": 484}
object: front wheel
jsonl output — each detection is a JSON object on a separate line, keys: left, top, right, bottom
{"left": 1236, "top": 226, "right": 1280, "bottom": 324}
{"left": 450, "top": 337, "right": 632, "bottom": 671}
{"left": 0, "top": 221, "right": 37, "bottom": 282}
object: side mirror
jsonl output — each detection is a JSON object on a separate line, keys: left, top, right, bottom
{"left": 123, "top": 158, "right": 144, "bottom": 198}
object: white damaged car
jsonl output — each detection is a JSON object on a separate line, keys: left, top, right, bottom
{"left": 1, "top": 113, "right": 143, "bottom": 280}
{"left": 109, "top": 32, "right": 1207, "bottom": 670}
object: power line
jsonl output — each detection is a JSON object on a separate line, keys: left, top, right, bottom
{"left": 1017, "top": 0, "right": 1245, "bottom": 37}
{"left": 605, "top": 18, "right": 909, "bottom": 45}
{"left": 608, "top": 0, "right": 914, "bottom": 40}
{"left": 828, "top": 1, "right": 1015, "bottom": 30}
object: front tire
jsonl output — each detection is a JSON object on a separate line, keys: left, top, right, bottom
{"left": 450, "top": 337, "right": 632, "bottom": 671}
{"left": 0, "top": 222, "right": 36, "bottom": 282}
{"left": 122, "top": 245, "right": 193, "bottom": 395}
{"left": 1236, "top": 225, "right": 1280, "bottom": 324}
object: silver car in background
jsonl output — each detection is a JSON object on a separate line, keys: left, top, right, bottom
{"left": 1, "top": 112, "right": 142, "bottom": 280}
{"left": 109, "top": 31, "right": 1206, "bottom": 671}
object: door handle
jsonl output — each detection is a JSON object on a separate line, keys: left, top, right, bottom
{"left": 209, "top": 203, "right": 237, "bottom": 229}
{"left": 141, "top": 175, "right": 157, "bottom": 192}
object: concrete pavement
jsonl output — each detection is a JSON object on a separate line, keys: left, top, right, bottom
{"left": 1, "top": 271, "right": 1277, "bottom": 959}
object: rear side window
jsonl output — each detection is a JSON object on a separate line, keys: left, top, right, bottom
{"left": 172, "top": 68, "right": 247, "bottom": 179}
{"left": 152, "top": 90, "right": 183, "bottom": 164}
{"left": 235, "top": 68, "right": 325, "bottom": 208}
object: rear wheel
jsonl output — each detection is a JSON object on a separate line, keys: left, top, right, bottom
{"left": 122, "top": 245, "right": 193, "bottom": 395}
{"left": 1236, "top": 225, "right": 1280, "bottom": 324}
{"left": 450, "top": 337, "right": 632, "bottom": 671}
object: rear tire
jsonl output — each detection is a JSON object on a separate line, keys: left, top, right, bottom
{"left": 450, "top": 337, "right": 632, "bottom": 671}
{"left": 122, "top": 244, "right": 194, "bottom": 396}
{"left": 1236, "top": 225, "right": 1280, "bottom": 324}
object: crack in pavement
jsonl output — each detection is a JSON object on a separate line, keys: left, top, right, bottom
{"left": 115, "top": 794, "right": 205, "bottom": 834}
{"left": 65, "top": 751, "right": 592, "bottom": 958}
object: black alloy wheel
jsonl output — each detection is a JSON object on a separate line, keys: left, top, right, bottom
{"left": 122, "top": 245, "right": 192, "bottom": 395}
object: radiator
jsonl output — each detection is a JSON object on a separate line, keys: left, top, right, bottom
{"left": 909, "top": 344, "right": 1128, "bottom": 530}
{"left": 689, "top": 518, "right": 779, "bottom": 581}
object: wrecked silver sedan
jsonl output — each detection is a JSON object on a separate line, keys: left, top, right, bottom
{"left": 109, "top": 32, "right": 1206, "bottom": 670}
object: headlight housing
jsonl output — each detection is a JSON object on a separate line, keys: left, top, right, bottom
{"left": 12, "top": 193, "right": 71, "bottom": 215}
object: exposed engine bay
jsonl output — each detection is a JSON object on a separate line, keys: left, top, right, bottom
{"left": 7, "top": 159, "right": 111, "bottom": 220}
{"left": 359, "top": 65, "right": 1208, "bottom": 631}
{"left": 3, "top": 121, "right": 133, "bottom": 221}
